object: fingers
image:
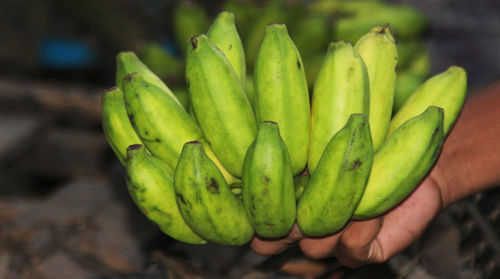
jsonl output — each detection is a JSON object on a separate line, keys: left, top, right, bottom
{"left": 334, "top": 218, "right": 383, "bottom": 267}
{"left": 251, "top": 224, "right": 304, "bottom": 256}
{"left": 298, "top": 232, "right": 342, "bottom": 259}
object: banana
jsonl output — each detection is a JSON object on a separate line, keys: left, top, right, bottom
{"left": 309, "top": 40, "right": 369, "bottom": 174}
{"left": 207, "top": 11, "right": 246, "bottom": 85}
{"left": 245, "top": 74, "right": 255, "bottom": 108}
{"left": 126, "top": 144, "right": 206, "bottom": 244}
{"left": 122, "top": 73, "right": 237, "bottom": 184}
{"left": 241, "top": 121, "right": 295, "bottom": 238}
{"left": 101, "top": 87, "right": 143, "bottom": 165}
{"left": 293, "top": 175, "right": 309, "bottom": 201}
{"left": 254, "top": 23, "right": 310, "bottom": 175}
{"left": 353, "top": 106, "right": 444, "bottom": 219}
{"left": 333, "top": 2, "right": 428, "bottom": 44}
{"left": 186, "top": 35, "right": 256, "bottom": 177}
{"left": 174, "top": 141, "right": 254, "bottom": 245}
{"left": 297, "top": 114, "right": 373, "bottom": 236}
{"left": 290, "top": 14, "right": 330, "bottom": 60}
{"left": 355, "top": 25, "right": 397, "bottom": 150}
{"left": 116, "top": 52, "right": 182, "bottom": 109}
{"left": 388, "top": 66, "right": 467, "bottom": 137}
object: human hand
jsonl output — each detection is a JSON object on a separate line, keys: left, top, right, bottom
{"left": 251, "top": 168, "right": 445, "bottom": 267}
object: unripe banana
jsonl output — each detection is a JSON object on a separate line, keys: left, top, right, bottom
{"left": 174, "top": 141, "right": 254, "bottom": 245}
{"left": 293, "top": 175, "right": 309, "bottom": 201}
{"left": 122, "top": 73, "right": 237, "bottom": 184}
{"left": 297, "top": 114, "right": 373, "bottom": 236}
{"left": 355, "top": 25, "right": 398, "bottom": 150}
{"left": 126, "top": 144, "right": 206, "bottom": 244}
{"left": 388, "top": 66, "right": 467, "bottom": 137}
{"left": 207, "top": 11, "right": 246, "bottom": 85}
{"left": 309, "top": 41, "right": 369, "bottom": 174}
{"left": 353, "top": 106, "right": 444, "bottom": 219}
{"left": 101, "top": 87, "right": 143, "bottom": 165}
{"left": 241, "top": 121, "right": 296, "bottom": 238}
{"left": 254, "top": 23, "right": 310, "bottom": 175}
{"left": 186, "top": 35, "right": 256, "bottom": 177}
{"left": 393, "top": 72, "right": 426, "bottom": 114}
{"left": 116, "top": 52, "right": 183, "bottom": 109}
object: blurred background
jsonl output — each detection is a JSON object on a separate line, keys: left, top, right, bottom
{"left": 1, "top": 0, "right": 499, "bottom": 278}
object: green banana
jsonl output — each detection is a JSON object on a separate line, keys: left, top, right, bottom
{"left": 355, "top": 25, "right": 397, "bottom": 150}
{"left": 101, "top": 87, "right": 144, "bottom": 165}
{"left": 174, "top": 141, "right": 254, "bottom": 245}
{"left": 333, "top": 2, "right": 428, "bottom": 44}
{"left": 293, "top": 175, "right": 310, "bottom": 201}
{"left": 354, "top": 106, "right": 444, "bottom": 219}
{"left": 297, "top": 114, "right": 373, "bottom": 236}
{"left": 186, "top": 35, "right": 256, "bottom": 177}
{"left": 241, "top": 121, "right": 296, "bottom": 238}
{"left": 207, "top": 11, "right": 246, "bottom": 85}
{"left": 173, "top": 1, "right": 209, "bottom": 55}
{"left": 116, "top": 52, "right": 181, "bottom": 109}
{"left": 254, "top": 23, "right": 310, "bottom": 175}
{"left": 122, "top": 73, "right": 237, "bottom": 184}
{"left": 290, "top": 14, "right": 330, "bottom": 60}
{"left": 309, "top": 40, "right": 369, "bottom": 174}
{"left": 126, "top": 144, "right": 206, "bottom": 244}
{"left": 388, "top": 66, "right": 467, "bottom": 137}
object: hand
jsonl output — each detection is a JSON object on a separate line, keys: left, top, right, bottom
{"left": 251, "top": 168, "right": 445, "bottom": 268}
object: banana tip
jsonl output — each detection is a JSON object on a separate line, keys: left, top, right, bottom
{"left": 186, "top": 140, "right": 202, "bottom": 145}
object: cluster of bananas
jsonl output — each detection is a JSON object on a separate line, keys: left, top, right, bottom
{"left": 102, "top": 11, "right": 467, "bottom": 245}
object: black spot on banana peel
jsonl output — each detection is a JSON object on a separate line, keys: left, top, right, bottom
{"left": 207, "top": 178, "right": 219, "bottom": 194}
{"left": 298, "top": 114, "right": 373, "bottom": 237}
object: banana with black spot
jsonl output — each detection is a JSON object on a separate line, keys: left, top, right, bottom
{"left": 186, "top": 35, "right": 256, "bottom": 177}
{"left": 254, "top": 23, "right": 310, "bottom": 176}
{"left": 242, "top": 121, "right": 295, "bottom": 238}
{"left": 354, "top": 106, "right": 445, "bottom": 219}
{"left": 101, "top": 87, "right": 143, "bottom": 165}
{"left": 174, "top": 141, "right": 254, "bottom": 245}
{"left": 126, "top": 144, "right": 206, "bottom": 244}
{"left": 122, "top": 73, "right": 237, "bottom": 184}
{"left": 297, "top": 114, "right": 373, "bottom": 236}
{"left": 309, "top": 40, "right": 369, "bottom": 174}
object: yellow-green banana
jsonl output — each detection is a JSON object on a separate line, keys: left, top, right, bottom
{"left": 254, "top": 23, "right": 310, "bottom": 175}
{"left": 309, "top": 41, "right": 369, "bottom": 174}
{"left": 333, "top": 2, "right": 428, "bottom": 44}
{"left": 186, "top": 35, "right": 256, "bottom": 177}
{"left": 298, "top": 114, "right": 373, "bottom": 236}
{"left": 101, "top": 87, "right": 144, "bottom": 165}
{"left": 393, "top": 72, "right": 427, "bottom": 114}
{"left": 354, "top": 106, "right": 444, "bottom": 219}
{"left": 174, "top": 141, "right": 254, "bottom": 245}
{"left": 126, "top": 144, "right": 206, "bottom": 244}
{"left": 241, "top": 121, "right": 295, "bottom": 238}
{"left": 388, "top": 66, "right": 467, "bottom": 137}
{"left": 207, "top": 11, "right": 246, "bottom": 85}
{"left": 116, "top": 52, "right": 182, "bottom": 109}
{"left": 171, "top": 86, "right": 190, "bottom": 111}
{"left": 355, "top": 25, "right": 397, "bottom": 150}
{"left": 122, "top": 73, "right": 237, "bottom": 184}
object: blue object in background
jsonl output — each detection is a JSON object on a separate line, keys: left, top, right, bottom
{"left": 160, "top": 39, "right": 181, "bottom": 58}
{"left": 38, "top": 38, "right": 96, "bottom": 69}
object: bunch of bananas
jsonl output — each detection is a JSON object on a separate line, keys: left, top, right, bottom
{"left": 102, "top": 11, "right": 467, "bottom": 245}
